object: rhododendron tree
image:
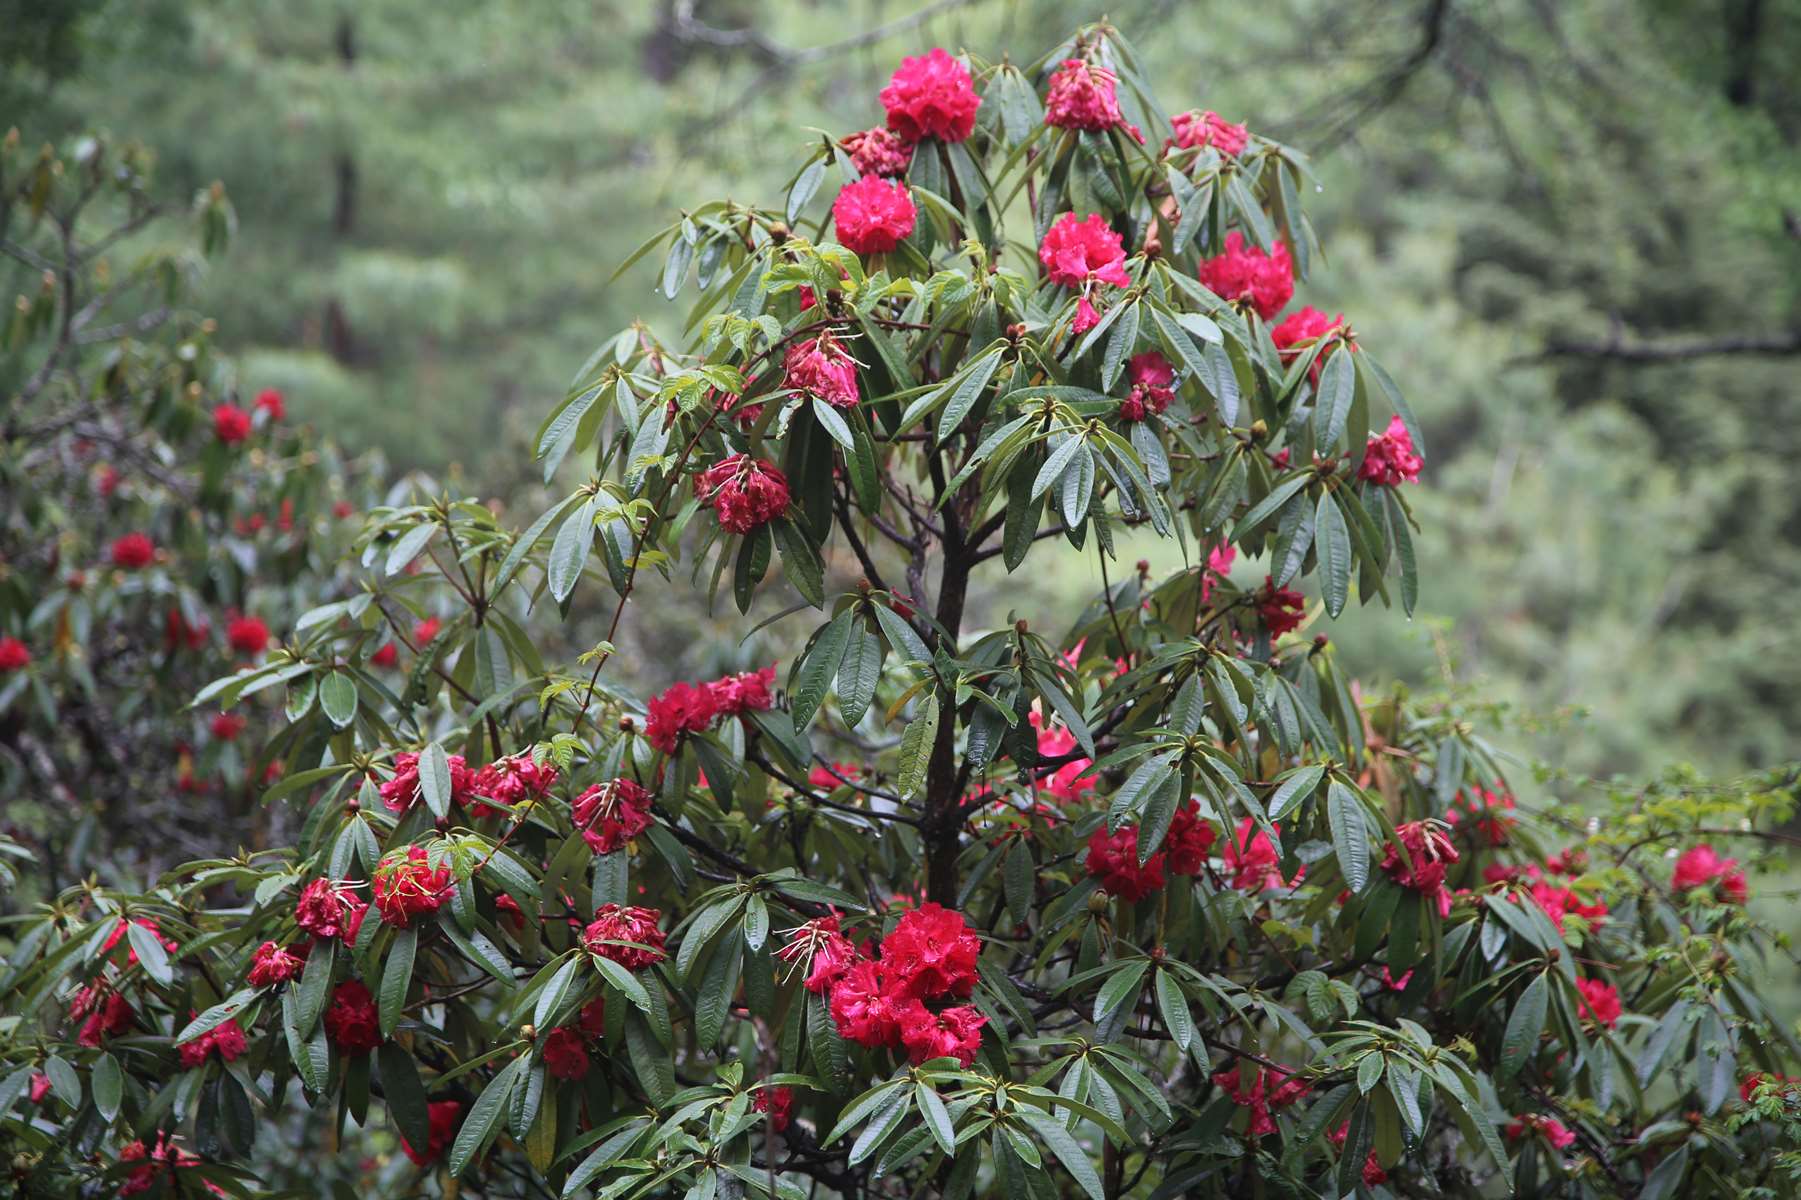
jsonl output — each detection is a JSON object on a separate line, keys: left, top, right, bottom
{"left": 3, "top": 24, "right": 1800, "bottom": 1200}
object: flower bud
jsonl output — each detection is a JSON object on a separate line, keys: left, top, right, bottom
{"left": 1086, "top": 891, "right": 1109, "bottom": 914}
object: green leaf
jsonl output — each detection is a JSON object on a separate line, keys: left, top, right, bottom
{"left": 1312, "top": 350, "right": 1355, "bottom": 448}
{"left": 936, "top": 348, "right": 1004, "bottom": 440}
{"left": 791, "top": 612, "right": 853, "bottom": 730}
{"left": 1327, "top": 780, "right": 1370, "bottom": 892}
{"left": 592, "top": 953, "right": 652, "bottom": 1012}
{"left": 378, "top": 1041, "right": 432, "bottom": 1153}
{"left": 91, "top": 1053, "right": 122, "bottom": 1123}
{"left": 916, "top": 1083, "right": 957, "bottom": 1156}
{"left": 547, "top": 500, "right": 596, "bottom": 603}
{"left": 896, "top": 694, "right": 940, "bottom": 798}
{"left": 1500, "top": 972, "right": 1548, "bottom": 1079}
{"left": 1031, "top": 434, "right": 1086, "bottom": 501}
{"left": 449, "top": 1056, "right": 524, "bottom": 1178}
{"left": 1014, "top": 1105, "right": 1106, "bottom": 1200}
{"left": 1267, "top": 765, "right": 1325, "bottom": 821}
{"left": 319, "top": 671, "right": 358, "bottom": 729}
{"left": 773, "top": 518, "right": 825, "bottom": 608}
{"left": 1155, "top": 970, "right": 1193, "bottom": 1051}
{"left": 787, "top": 158, "right": 826, "bottom": 224}
{"left": 1315, "top": 493, "right": 1352, "bottom": 618}
{"left": 296, "top": 935, "right": 335, "bottom": 1035}
{"left": 812, "top": 396, "right": 855, "bottom": 449}
{"left": 836, "top": 629, "right": 884, "bottom": 727}
{"left": 1093, "top": 960, "right": 1148, "bottom": 1025}
{"left": 385, "top": 522, "right": 437, "bottom": 577}
{"left": 418, "top": 743, "right": 453, "bottom": 820}
{"left": 561, "top": 1119, "right": 649, "bottom": 1196}
{"left": 43, "top": 1055, "right": 79, "bottom": 1108}
{"left": 127, "top": 921, "right": 175, "bottom": 986}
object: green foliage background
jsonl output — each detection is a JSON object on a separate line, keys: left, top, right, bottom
{"left": 9, "top": 0, "right": 1799, "bottom": 977}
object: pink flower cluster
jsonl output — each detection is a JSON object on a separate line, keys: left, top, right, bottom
{"left": 295, "top": 877, "right": 368, "bottom": 944}
{"left": 833, "top": 176, "right": 916, "bottom": 255}
{"left": 643, "top": 666, "right": 777, "bottom": 754}
{"left": 1255, "top": 576, "right": 1306, "bottom": 636}
{"left": 1671, "top": 844, "right": 1748, "bottom": 904}
{"left": 1222, "top": 818, "right": 1301, "bottom": 892}
{"left": 1379, "top": 820, "right": 1460, "bottom": 916}
{"left": 1085, "top": 800, "right": 1216, "bottom": 901}
{"left": 880, "top": 49, "right": 982, "bottom": 144}
{"left": 371, "top": 845, "right": 455, "bottom": 927}
{"left": 1039, "top": 212, "right": 1132, "bottom": 333}
{"left": 1446, "top": 783, "right": 1516, "bottom": 846}
{"left": 1168, "top": 109, "right": 1249, "bottom": 157}
{"left": 178, "top": 1018, "right": 247, "bottom": 1069}
{"left": 470, "top": 751, "right": 560, "bottom": 818}
{"left": 813, "top": 903, "right": 988, "bottom": 1066}
{"left": 841, "top": 127, "right": 913, "bottom": 178}
{"left": 582, "top": 904, "right": 667, "bottom": 971}
{"left": 695, "top": 455, "right": 792, "bottom": 535}
{"left": 1119, "top": 351, "right": 1175, "bottom": 422}
{"left": 379, "top": 750, "right": 476, "bottom": 816}
{"left": 1044, "top": 59, "right": 1139, "bottom": 140}
{"left": 1198, "top": 232, "right": 1293, "bottom": 321}
{"left": 783, "top": 333, "right": 861, "bottom": 409}
{"left": 1213, "top": 1065, "right": 1310, "bottom": 1136}
{"left": 1359, "top": 415, "right": 1423, "bottom": 487}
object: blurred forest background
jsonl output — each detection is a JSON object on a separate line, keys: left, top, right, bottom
{"left": 5, "top": 2, "right": 1797, "bottom": 830}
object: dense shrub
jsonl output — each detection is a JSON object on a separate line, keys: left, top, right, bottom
{"left": 3, "top": 22, "right": 1798, "bottom": 1200}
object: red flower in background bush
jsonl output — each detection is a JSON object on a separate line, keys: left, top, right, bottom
{"left": 414, "top": 616, "right": 441, "bottom": 644}
{"left": 842, "top": 127, "right": 913, "bottom": 177}
{"left": 1213, "top": 1065, "right": 1310, "bottom": 1136}
{"left": 1271, "top": 306, "right": 1346, "bottom": 382}
{"left": 783, "top": 334, "right": 861, "bottom": 409}
{"left": 1168, "top": 109, "right": 1249, "bottom": 157}
{"left": 710, "top": 666, "right": 776, "bottom": 716}
{"left": 1672, "top": 844, "right": 1748, "bottom": 904}
{"left": 1032, "top": 713, "right": 1095, "bottom": 802}
{"left": 470, "top": 751, "right": 559, "bottom": 818}
{"left": 880, "top": 49, "right": 981, "bottom": 143}
{"left": 1529, "top": 880, "right": 1609, "bottom": 931}
{"left": 573, "top": 778, "right": 654, "bottom": 854}
{"left": 1044, "top": 59, "right": 1135, "bottom": 138}
{"left": 401, "top": 1100, "right": 464, "bottom": 1166}
{"left": 1198, "top": 232, "right": 1293, "bottom": 321}
{"left": 1328, "top": 1123, "right": 1388, "bottom": 1185}
{"left": 379, "top": 749, "right": 475, "bottom": 815}
{"left": 323, "top": 980, "right": 382, "bottom": 1054}
{"left": 1166, "top": 801, "right": 1217, "bottom": 875}
{"left": 72, "top": 986, "right": 135, "bottom": 1047}
{"left": 645, "top": 679, "right": 720, "bottom": 753}
{"left": 1255, "top": 577, "right": 1306, "bottom": 636}
{"left": 225, "top": 615, "right": 269, "bottom": 656}
{"left": 165, "top": 608, "right": 209, "bottom": 651}
{"left": 754, "top": 1084, "right": 794, "bottom": 1131}
{"left": 212, "top": 404, "right": 252, "bottom": 444}
{"left": 370, "top": 641, "right": 399, "bottom": 668}
{"left": 178, "top": 1018, "right": 247, "bottom": 1068}
{"left": 247, "top": 940, "right": 306, "bottom": 987}
{"left": 254, "top": 388, "right": 286, "bottom": 421}
{"left": 833, "top": 177, "right": 915, "bottom": 254}
{"left": 1507, "top": 1114, "right": 1577, "bottom": 1150}
{"left": 583, "top": 904, "right": 666, "bottom": 970}
{"left": 541, "top": 1026, "right": 590, "bottom": 1080}
{"left": 117, "top": 1133, "right": 219, "bottom": 1197}
{"left": 110, "top": 533, "right": 155, "bottom": 570}
{"left": 295, "top": 878, "right": 368, "bottom": 943}
{"left": 1223, "top": 818, "right": 1297, "bottom": 892}
{"left": 1448, "top": 783, "right": 1516, "bottom": 846}
{"left": 1086, "top": 823, "right": 1167, "bottom": 901}
{"left": 1359, "top": 415, "right": 1423, "bottom": 486}
{"left": 1575, "top": 977, "right": 1622, "bottom": 1029}
{"left": 372, "top": 845, "right": 455, "bottom": 927}
{"left": 696, "top": 454, "right": 792, "bottom": 535}
{"left": 778, "top": 915, "right": 857, "bottom": 994}
{"left": 209, "top": 712, "right": 245, "bottom": 741}
{"left": 0, "top": 637, "right": 29, "bottom": 672}
{"left": 1380, "top": 821, "right": 1460, "bottom": 916}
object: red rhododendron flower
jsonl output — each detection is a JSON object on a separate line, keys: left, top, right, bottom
{"left": 1327, "top": 1122, "right": 1389, "bottom": 1185}
{"left": 541, "top": 1026, "right": 590, "bottom": 1081}
{"left": 695, "top": 454, "right": 793, "bottom": 535}
{"left": 295, "top": 877, "right": 368, "bottom": 943}
{"left": 414, "top": 616, "right": 441, "bottom": 644}
{"left": 110, "top": 533, "right": 155, "bottom": 570}
{"left": 1671, "top": 844, "right": 1748, "bottom": 904}
{"left": 1223, "top": 817, "right": 1299, "bottom": 892}
{"left": 582, "top": 904, "right": 666, "bottom": 970}
{"left": 880, "top": 49, "right": 981, "bottom": 144}
{"left": 828, "top": 958, "right": 900, "bottom": 1047}
{"left": 897, "top": 1001, "right": 987, "bottom": 1066}
{"left": 1447, "top": 783, "right": 1516, "bottom": 846}
{"left": 1043, "top": 60, "right": 1134, "bottom": 138}
{"left": 808, "top": 761, "right": 864, "bottom": 790}
{"left": 1040, "top": 212, "right": 1131, "bottom": 297}
{"left": 1166, "top": 800, "right": 1217, "bottom": 876}
{"left": 1119, "top": 350, "right": 1176, "bottom": 421}
{"left": 28, "top": 1072, "right": 49, "bottom": 1104}
{"left": 1271, "top": 305, "right": 1346, "bottom": 383}
{"left": 209, "top": 712, "right": 246, "bottom": 741}
{"left": 247, "top": 940, "right": 306, "bottom": 988}
{"left": 709, "top": 666, "right": 776, "bottom": 716}
{"left": 470, "top": 751, "right": 559, "bottom": 818}
{"left": 783, "top": 334, "right": 861, "bottom": 409}
{"left": 1033, "top": 713, "right": 1095, "bottom": 802}
{"left": 1168, "top": 109, "right": 1249, "bottom": 157}
{"left": 225, "top": 615, "right": 269, "bottom": 656}
{"left": 74, "top": 988, "right": 135, "bottom": 1047}
{"left": 1359, "top": 415, "right": 1423, "bottom": 486}
{"left": 1202, "top": 542, "right": 1235, "bottom": 604}
{"left": 1198, "top": 232, "right": 1293, "bottom": 321}
{"left": 1379, "top": 820, "right": 1460, "bottom": 916}
{"left": 778, "top": 915, "right": 858, "bottom": 994}
{"left": 881, "top": 902, "right": 982, "bottom": 999}
{"left": 379, "top": 750, "right": 475, "bottom": 815}
{"left": 573, "top": 778, "right": 654, "bottom": 855}
{"left": 96, "top": 464, "right": 122, "bottom": 498}
{"left": 644, "top": 679, "right": 722, "bottom": 754}
{"left": 370, "top": 641, "right": 399, "bottom": 668}
{"left": 401, "top": 1100, "right": 464, "bottom": 1166}
{"left": 212, "top": 404, "right": 252, "bottom": 444}
{"left": 1255, "top": 576, "right": 1306, "bottom": 636}
{"left": 753, "top": 1084, "right": 794, "bottom": 1132}
{"left": 323, "top": 979, "right": 382, "bottom": 1054}
{"left": 1507, "top": 1114, "right": 1577, "bottom": 1150}
{"left": 0, "top": 636, "right": 29, "bottom": 672}
{"left": 1213, "top": 1065, "right": 1310, "bottom": 1136}
{"left": 1529, "top": 881, "right": 1609, "bottom": 931}
{"left": 372, "top": 845, "right": 455, "bottom": 927}
{"left": 255, "top": 388, "right": 286, "bottom": 421}
{"left": 178, "top": 1018, "right": 247, "bottom": 1069}
{"left": 833, "top": 176, "right": 916, "bottom": 255}
{"left": 117, "top": 1133, "right": 220, "bottom": 1197}
{"left": 1742, "top": 1072, "right": 1800, "bottom": 1102}
{"left": 1086, "top": 824, "right": 1167, "bottom": 901}
{"left": 101, "top": 917, "right": 178, "bottom": 965}
{"left": 842, "top": 127, "right": 913, "bottom": 177}
{"left": 1575, "top": 977, "right": 1622, "bottom": 1029}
